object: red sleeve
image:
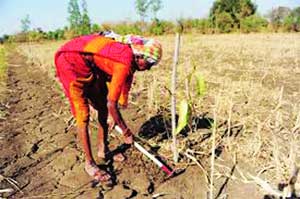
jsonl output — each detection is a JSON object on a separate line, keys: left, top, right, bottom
{"left": 93, "top": 55, "right": 131, "bottom": 103}
{"left": 118, "top": 73, "right": 134, "bottom": 107}
{"left": 108, "top": 62, "right": 131, "bottom": 102}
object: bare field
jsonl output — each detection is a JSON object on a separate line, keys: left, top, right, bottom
{"left": 17, "top": 33, "right": 300, "bottom": 197}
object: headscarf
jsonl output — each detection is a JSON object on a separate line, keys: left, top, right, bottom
{"left": 102, "top": 31, "right": 162, "bottom": 66}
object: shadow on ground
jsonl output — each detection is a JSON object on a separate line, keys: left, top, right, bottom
{"left": 137, "top": 111, "right": 243, "bottom": 158}
{"left": 138, "top": 112, "right": 214, "bottom": 141}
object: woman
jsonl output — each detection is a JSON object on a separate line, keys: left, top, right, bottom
{"left": 54, "top": 32, "right": 162, "bottom": 182}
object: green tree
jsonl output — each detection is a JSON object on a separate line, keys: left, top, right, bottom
{"left": 210, "top": 0, "right": 256, "bottom": 31}
{"left": 267, "top": 6, "right": 291, "bottom": 31}
{"left": 67, "top": 0, "right": 92, "bottom": 36}
{"left": 292, "top": 7, "right": 300, "bottom": 22}
{"left": 135, "top": 0, "right": 163, "bottom": 21}
{"left": 240, "top": 15, "right": 268, "bottom": 33}
{"left": 239, "top": 0, "right": 256, "bottom": 18}
{"left": 288, "top": 7, "right": 300, "bottom": 31}
{"left": 21, "top": 14, "right": 31, "bottom": 32}
{"left": 91, "top": 23, "right": 102, "bottom": 33}
{"left": 283, "top": 15, "right": 295, "bottom": 31}
{"left": 80, "top": 0, "right": 91, "bottom": 34}
{"left": 148, "top": 18, "right": 165, "bottom": 35}
{"left": 135, "top": 0, "right": 151, "bottom": 22}
{"left": 215, "top": 11, "right": 235, "bottom": 33}
{"left": 135, "top": 0, "right": 152, "bottom": 32}
{"left": 68, "top": 0, "right": 82, "bottom": 35}
{"left": 150, "top": 0, "right": 162, "bottom": 20}
{"left": 267, "top": 6, "right": 291, "bottom": 25}
{"left": 27, "top": 30, "right": 45, "bottom": 42}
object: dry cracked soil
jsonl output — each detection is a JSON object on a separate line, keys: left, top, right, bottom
{"left": 0, "top": 50, "right": 265, "bottom": 199}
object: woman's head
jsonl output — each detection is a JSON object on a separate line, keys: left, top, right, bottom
{"left": 116, "top": 35, "right": 162, "bottom": 71}
{"left": 134, "top": 54, "right": 155, "bottom": 71}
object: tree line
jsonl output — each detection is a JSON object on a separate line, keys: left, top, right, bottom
{"left": 1, "top": 0, "right": 299, "bottom": 43}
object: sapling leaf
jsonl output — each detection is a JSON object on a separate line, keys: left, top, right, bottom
{"left": 175, "top": 99, "right": 191, "bottom": 135}
{"left": 195, "top": 73, "right": 206, "bottom": 97}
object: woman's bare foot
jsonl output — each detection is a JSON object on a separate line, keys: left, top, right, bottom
{"left": 85, "top": 161, "right": 111, "bottom": 182}
{"left": 111, "top": 153, "right": 126, "bottom": 162}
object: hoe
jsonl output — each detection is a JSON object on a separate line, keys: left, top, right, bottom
{"left": 115, "top": 125, "right": 175, "bottom": 177}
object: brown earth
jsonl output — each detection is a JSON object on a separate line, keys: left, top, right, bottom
{"left": 0, "top": 50, "right": 265, "bottom": 199}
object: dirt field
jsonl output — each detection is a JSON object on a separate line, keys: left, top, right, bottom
{"left": 0, "top": 49, "right": 223, "bottom": 199}
{"left": 0, "top": 33, "right": 300, "bottom": 198}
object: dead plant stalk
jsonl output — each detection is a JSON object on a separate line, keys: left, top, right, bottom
{"left": 209, "top": 95, "right": 219, "bottom": 199}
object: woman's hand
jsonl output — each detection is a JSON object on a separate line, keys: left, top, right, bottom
{"left": 107, "top": 100, "right": 133, "bottom": 144}
{"left": 107, "top": 113, "right": 115, "bottom": 130}
{"left": 123, "top": 128, "right": 133, "bottom": 144}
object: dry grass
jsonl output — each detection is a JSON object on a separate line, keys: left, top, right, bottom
{"left": 0, "top": 45, "right": 7, "bottom": 92}
{"left": 18, "top": 33, "right": 300, "bottom": 197}
{"left": 0, "top": 45, "right": 8, "bottom": 120}
{"left": 18, "top": 40, "right": 63, "bottom": 80}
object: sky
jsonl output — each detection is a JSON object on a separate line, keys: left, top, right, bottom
{"left": 0, "top": 0, "right": 299, "bottom": 36}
